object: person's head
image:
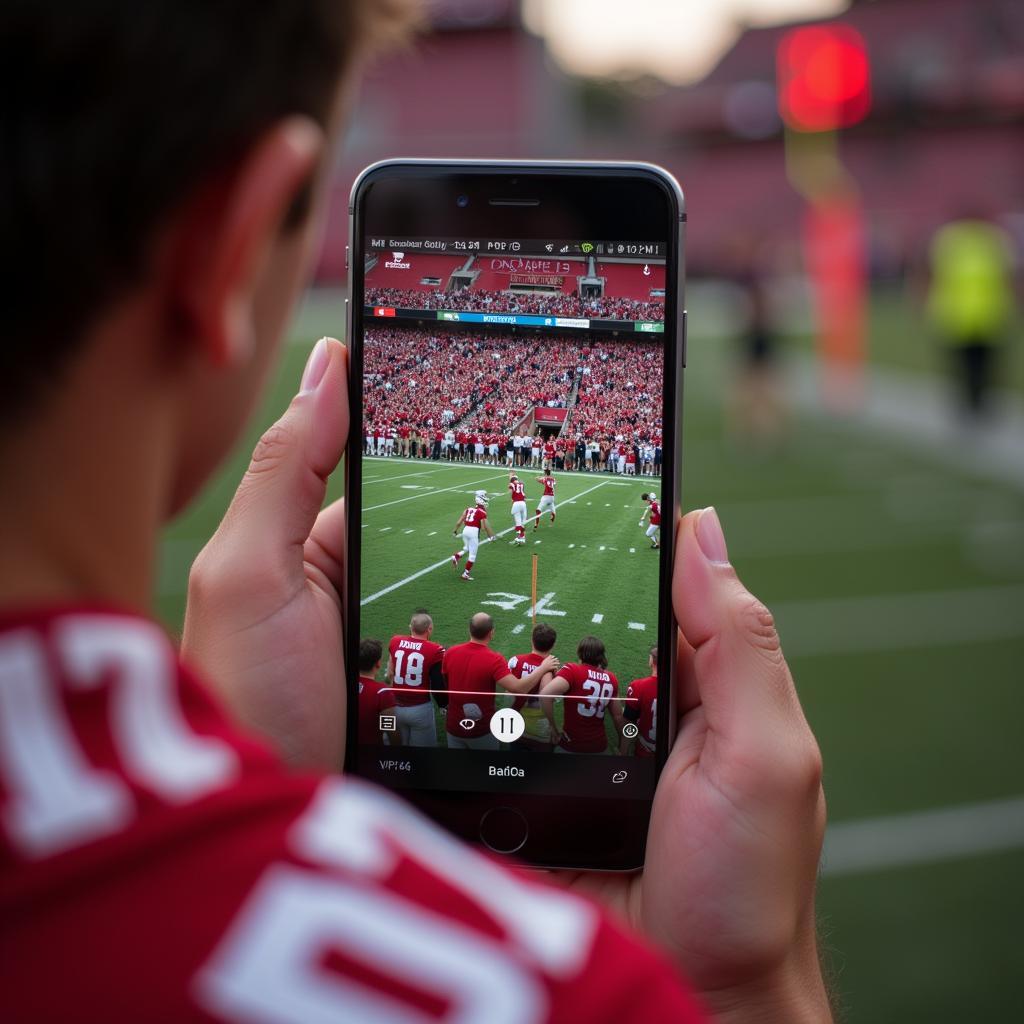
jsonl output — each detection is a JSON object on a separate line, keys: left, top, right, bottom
{"left": 531, "top": 623, "right": 556, "bottom": 655}
{"left": 577, "top": 635, "right": 608, "bottom": 669}
{"left": 648, "top": 645, "right": 658, "bottom": 674}
{"left": 409, "top": 611, "right": 433, "bottom": 638}
{"left": 2, "top": 0, "right": 416, "bottom": 514}
{"left": 358, "top": 637, "right": 383, "bottom": 677}
{"left": 469, "top": 612, "right": 494, "bottom": 643}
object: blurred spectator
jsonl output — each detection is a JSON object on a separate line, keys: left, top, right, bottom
{"left": 926, "top": 215, "right": 1018, "bottom": 420}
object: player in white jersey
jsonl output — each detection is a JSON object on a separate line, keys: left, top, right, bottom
{"left": 508, "top": 472, "right": 528, "bottom": 545}
{"left": 452, "top": 490, "right": 495, "bottom": 580}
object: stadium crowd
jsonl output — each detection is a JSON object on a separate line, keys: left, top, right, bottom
{"left": 365, "top": 286, "right": 665, "bottom": 322}
{"left": 363, "top": 327, "right": 663, "bottom": 475}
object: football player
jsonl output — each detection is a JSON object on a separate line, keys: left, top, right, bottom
{"left": 620, "top": 646, "right": 657, "bottom": 757}
{"left": 540, "top": 635, "right": 624, "bottom": 754}
{"left": 639, "top": 492, "right": 661, "bottom": 549}
{"left": 508, "top": 471, "right": 528, "bottom": 545}
{"left": 508, "top": 623, "right": 559, "bottom": 751}
{"left": 357, "top": 638, "right": 397, "bottom": 747}
{"left": 452, "top": 490, "right": 495, "bottom": 581}
{"left": 534, "top": 471, "right": 557, "bottom": 530}
{"left": 386, "top": 611, "right": 447, "bottom": 746}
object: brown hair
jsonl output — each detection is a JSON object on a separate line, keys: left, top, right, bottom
{"left": 577, "top": 635, "right": 608, "bottom": 669}
{"left": 1, "top": 0, "right": 418, "bottom": 422}
{"left": 358, "top": 637, "right": 383, "bottom": 673}
{"left": 531, "top": 623, "right": 557, "bottom": 653}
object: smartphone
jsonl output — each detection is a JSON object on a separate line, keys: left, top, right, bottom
{"left": 344, "top": 160, "right": 685, "bottom": 870}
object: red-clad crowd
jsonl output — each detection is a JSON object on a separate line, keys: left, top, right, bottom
{"left": 365, "top": 287, "right": 665, "bottom": 322}
{"left": 363, "top": 327, "right": 663, "bottom": 472}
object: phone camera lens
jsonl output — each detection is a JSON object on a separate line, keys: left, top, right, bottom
{"left": 456, "top": 194, "right": 469, "bottom": 208}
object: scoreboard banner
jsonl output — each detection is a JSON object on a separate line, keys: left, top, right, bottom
{"left": 534, "top": 408, "right": 569, "bottom": 425}
{"left": 510, "top": 274, "right": 565, "bottom": 287}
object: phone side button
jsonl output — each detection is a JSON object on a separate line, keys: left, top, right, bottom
{"left": 681, "top": 308, "right": 688, "bottom": 367}
{"left": 479, "top": 806, "right": 529, "bottom": 855}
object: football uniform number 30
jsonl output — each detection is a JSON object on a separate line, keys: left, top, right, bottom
{"left": 578, "top": 680, "right": 614, "bottom": 717}
{"left": 393, "top": 650, "right": 424, "bottom": 688}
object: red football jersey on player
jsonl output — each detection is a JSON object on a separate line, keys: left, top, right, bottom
{"left": 509, "top": 480, "right": 526, "bottom": 503}
{"left": 442, "top": 640, "right": 508, "bottom": 739}
{"left": 508, "top": 651, "right": 546, "bottom": 711}
{"left": 0, "top": 609, "right": 706, "bottom": 1022}
{"left": 462, "top": 505, "right": 487, "bottom": 529}
{"left": 540, "top": 476, "right": 556, "bottom": 497}
{"left": 553, "top": 662, "right": 620, "bottom": 753}
{"left": 387, "top": 635, "right": 445, "bottom": 707}
{"left": 358, "top": 675, "right": 396, "bottom": 736}
{"left": 625, "top": 674, "right": 658, "bottom": 757}
{"left": 649, "top": 500, "right": 661, "bottom": 526}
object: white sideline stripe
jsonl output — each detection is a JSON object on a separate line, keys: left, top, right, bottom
{"left": 360, "top": 479, "right": 611, "bottom": 606}
{"left": 822, "top": 796, "right": 1024, "bottom": 878}
{"left": 364, "top": 472, "right": 508, "bottom": 512}
{"left": 592, "top": 614, "right": 604, "bottom": 624}
{"left": 776, "top": 584, "right": 1024, "bottom": 657}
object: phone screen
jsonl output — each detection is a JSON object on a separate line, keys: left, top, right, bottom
{"left": 346, "top": 167, "right": 681, "bottom": 860}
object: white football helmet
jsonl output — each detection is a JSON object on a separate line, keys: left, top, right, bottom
{"left": 475, "top": 490, "right": 489, "bottom": 506}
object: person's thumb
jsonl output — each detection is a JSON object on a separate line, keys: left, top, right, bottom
{"left": 673, "top": 508, "right": 809, "bottom": 751}
{"left": 205, "top": 337, "right": 349, "bottom": 593}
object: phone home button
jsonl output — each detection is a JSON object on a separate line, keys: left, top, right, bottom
{"left": 479, "top": 806, "right": 528, "bottom": 855}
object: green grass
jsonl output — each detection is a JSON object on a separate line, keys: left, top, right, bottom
{"left": 156, "top": 287, "right": 1024, "bottom": 1022}
{"left": 359, "top": 457, "right": 663, "bottom": 749}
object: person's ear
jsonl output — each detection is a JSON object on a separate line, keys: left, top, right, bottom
{"left": 164, "top": 116, "right": 324, "bottom": 368}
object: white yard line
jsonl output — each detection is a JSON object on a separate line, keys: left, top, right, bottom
{"left": 363, "top": 472, "right": 509, "bottom": 512}
{"left": 822, "top": 796, "right": 1024, "bottom": 878}
{"left": 775, "top": 584, "right": 1024, "bottom": 657}
{"left": 360, "top": 479, "right": 612, "bottom": 606}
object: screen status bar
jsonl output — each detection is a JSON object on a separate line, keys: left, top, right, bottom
{"left": 366, "top": 236, "right": 665, "bottom": 259}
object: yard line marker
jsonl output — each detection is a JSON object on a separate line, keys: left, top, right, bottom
{"left": 586, "top": 501, "right": 592, "bottom": 505}
{"left": 599, "top": 545, "right": 606, "bottom": 551}
{"left": 604, "top": 503, "right": 611, "bottom": 507}
{"left": 627, "top": 622, "right": 646, "bottom": 631}
{"left": 822, "top": 795, "right": 1024, "bottom": 877}
{"left": 403, "top": 529, "right": 414, "bottom": 534}
{"left": 511, "top": 624, "right": 525, "bottom": 635}
{"left": 361, "top": 524, "right": 368, "bottom": 529}
{"left": 568, "top": 543, "right": 575, "bottom": 549}
{"left": 592, "top": 613, "right": 604, "bottom": 624}
{"left": 629, "top": 547, "right": 636, "bottom": 553}
{"left": 360, "top": 478, "right": 611, "bottom": 606}
{"left": 379, "top": 527, "right": 392, "bottom": 532}
{"left": 427, "top": 531, "right": 437, "bottom": 536}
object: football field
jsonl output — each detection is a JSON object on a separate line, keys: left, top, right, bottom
{"left": 359, "top": 456, "right": 662, "bottom": 705}
{"left": 158, "top": 288, "right": 1024, "bottom": 1022}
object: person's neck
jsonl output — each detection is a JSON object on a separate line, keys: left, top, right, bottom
{"left": 0, "top": 331, "right": 172, "bottom": 615}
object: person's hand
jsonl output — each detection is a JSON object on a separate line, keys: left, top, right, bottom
{"left": 552, "top": 508, "right": 830, "bottom": 1023}
{"left": 182, "top": 338, "right": 349, "bottom": 769}
{"left": 539, "top": 655, "right": 560, "bottom": 674}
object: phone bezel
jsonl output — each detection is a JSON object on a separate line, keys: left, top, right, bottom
{"left": 344, "top": 160, "right": 686, "bottom": 870}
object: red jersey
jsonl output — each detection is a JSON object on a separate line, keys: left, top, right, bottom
{"left": 540, "top": 477, "right": 556, "bottom": 497}
{"left": 625, "top": 674, "right": 658, "bottom": 756}
{"left": 442, "top": 640, "right": 508, "bottom": 738}
{"left": 554, "top": 662, "right": 620, "bottom": 753}
{"left": 387, "top": 635, "right": 445, "bottom": 707}
{"left": 462, "top": 505, "right": 488, "bottom": 529}
{"left": 0, "top": 609, "right": 706, "bottom": 1022}
{"left": 358, "top": 675, "right": 396, "bottom": 737}
{"left": 649, "top": 500, "right": 661, "bottom": 526}
{"left": 509, "top": 480, "right": 526, "bottom": 503}
{"left": 543, "top": 443, "right": 555, "bottom": 460}
{"left": 508, "top": 651, "right": 545, "bottom": 711}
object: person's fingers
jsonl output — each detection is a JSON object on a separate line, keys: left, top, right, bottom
{"left": 305, "top": 496, "right": 345, "bottom": 602}
{"left": 672, "top": 507, "right": 813, "bottom": 758}
{"left": 198, "top": 338, "right": 349, "bottom": 596}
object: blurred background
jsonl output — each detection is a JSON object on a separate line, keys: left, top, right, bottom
{"left": 160, "top": 1, "right": 1024, "bottom": 1019}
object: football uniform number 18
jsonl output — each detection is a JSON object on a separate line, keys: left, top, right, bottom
{"left": 393, "top": 650, "right": 424, "bottom": 688}
{"left": 578, "top": 680, "right": 614, "bottom": 718}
